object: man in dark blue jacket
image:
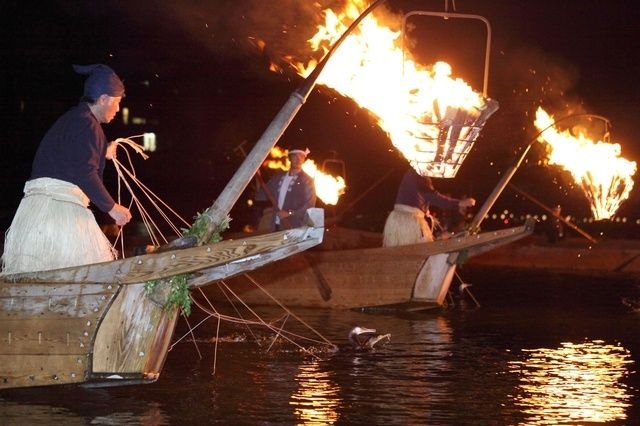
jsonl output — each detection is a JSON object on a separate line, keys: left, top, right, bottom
{"left": 383, "top": 168, "right": 475, "bottom": 247}
{"left": 2, "top": 64, "right": 132, "bottom": 273}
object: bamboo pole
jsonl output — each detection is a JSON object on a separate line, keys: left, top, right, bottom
{"left": 197, "top": 0, "right": 388, "bottom": 245}
{"left": 508, "top": 183, "right": 598, "bottom": 243}
{"left": 467, "top": 143, "right": 535, "bottom": 233}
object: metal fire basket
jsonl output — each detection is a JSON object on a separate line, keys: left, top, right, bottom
{"left": 402, "top": 10, "right": 496, "bottom": 178}
{"left": 409, "top": 98, "right": 499, "bottom": 178}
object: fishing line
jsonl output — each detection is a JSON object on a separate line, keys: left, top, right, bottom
{"left": 107, "top": 136, "right": 336, "bottom": 364}
{"left": 109, "top": 136, "right": 191, "bottom": 252}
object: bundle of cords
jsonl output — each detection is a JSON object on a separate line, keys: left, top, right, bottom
{"left": 109, "top": 135, "right": 192, "bottom": 257}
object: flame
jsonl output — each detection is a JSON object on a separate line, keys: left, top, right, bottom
{"left": 534, "top": 107, "right": 636, "bottom": 220}
{"left": 291, "top": 0, "right": 496, "bottom": 178}
{"left": 264, "top": 147, "right": 346, "bottom": 205}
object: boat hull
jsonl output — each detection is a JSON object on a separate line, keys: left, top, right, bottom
{"left": 214, "top": 222, "right": 534, "bottom": 310}
{"left": 0, "top": 281, "right": 177, "bottom": 390}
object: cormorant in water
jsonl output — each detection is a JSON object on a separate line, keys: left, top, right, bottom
{"left": 348, "top": 326, "right": 391, "bottom": 350}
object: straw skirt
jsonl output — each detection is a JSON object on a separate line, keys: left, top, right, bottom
{"left": 382, "top": 204, "right": 434, "bottom": 247}
{"left": 1, "top": 177, "right": 116, "bottom": 274}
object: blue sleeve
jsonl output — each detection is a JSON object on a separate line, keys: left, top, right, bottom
{"left": 71, "top": 121, "right": 115, "bottom": 213}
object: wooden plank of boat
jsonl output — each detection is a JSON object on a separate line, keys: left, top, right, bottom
{"left": 0, "top": 282, "right": 118, "bottom": 388}
{"left": 1, "top": 208, "right": 324, "bottom": 286}
{"left": 212, "top": 221, "right": 534, "bottom": 310}
{"left": 0, "top": 279, "right": 181, "bottom": 390}
{"left": 187, "top": 230, "right": 323, "bottom": 288}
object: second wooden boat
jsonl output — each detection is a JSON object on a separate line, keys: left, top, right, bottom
{"left": 212, "top": 219, "right": 535, "bottom": 310}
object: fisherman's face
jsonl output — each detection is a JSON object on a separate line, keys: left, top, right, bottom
{"left": 288, "top": 153, "right": 306, "bottom": 171}
{"left": 95, "top": 95, "right": 122, "bottom": 123}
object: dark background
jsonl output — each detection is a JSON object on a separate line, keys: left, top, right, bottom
{"left": 2, "top": 0, "right": 639, "bottom": 238}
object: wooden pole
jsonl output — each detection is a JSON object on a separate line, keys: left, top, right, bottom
{"left": 197, "top": 0, "right": 388, "bottom": 245}
{"left": 242, "top": 149, "right": 333, "bottom": 301}
{"left": 467, "top": 143, "right": 535, "bottom": 233}
{"left": 332, "top": 168, "right": 394, "bottom": 225}
{"left": 508, "top": 183, "right": 598, "bottom": 243}
{"left": 467, "top": 113, "right": 605, "bottom": 233}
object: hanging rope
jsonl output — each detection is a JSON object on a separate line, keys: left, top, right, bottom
{"left": 108, "top": 137, "right": 336, "bottom": 365}
{"left": 108, "top": 135, "right": 192, "bottom": 255}
{"left": 194, "top": 279, "right": 336, "bottom": 350}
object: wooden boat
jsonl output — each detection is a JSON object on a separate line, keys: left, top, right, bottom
{"left": 0, "top": 36, "right": 333, "bottom": 389}
{"left": 213, "top": 219, "right": 535, "bottom": 310}
{"left": 0, "top": 209, "right": 324, "bottom": 390}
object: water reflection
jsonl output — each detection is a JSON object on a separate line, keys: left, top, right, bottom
{"left": 288, "top": 316, "right": 455, "bottom": 425}
{"left": 0, "top": 397, "right": 170, "bottom": 425}
{"left": 291, "top": 360, "right": 341, "bottom": 425}
{"left": 2, "top": 284, "right": 638, "bottom": 425}
{"left": 91, "top": 402, "right": 169, "bottom": 425}
{"left": 508, "top": 339, "right": 634, "bottom": 424}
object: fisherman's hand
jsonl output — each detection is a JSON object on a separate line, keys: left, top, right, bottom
{"left": 109, "top": 203, "right": 132, "bottom": 226}
{"left": 277, "top": 209, "right": 292, "bottom": 219}
{"left": 105, "top": 141, "right": 118, "bottom": 161}
{"left": 458, "top": 198, "right": 476, "bottom": 209}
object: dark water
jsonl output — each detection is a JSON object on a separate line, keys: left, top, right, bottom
{"left": 1, "top": 268, "right": 639, "bottom": 425}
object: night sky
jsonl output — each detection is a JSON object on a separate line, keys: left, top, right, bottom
{"left": 2, "top": 0, "right": 640, "bottom": 235}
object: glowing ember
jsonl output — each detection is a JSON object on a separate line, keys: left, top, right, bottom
{"left": 292, "top": 0, "right": 497, "bottom": 178}
{"left": 534, "top": 107, "right": 636, "bottom": 220}
{"left": 264, "top": 147, "right": 346, "bottom": 205}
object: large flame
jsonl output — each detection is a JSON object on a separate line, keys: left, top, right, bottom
{"left": 292, "top": 0, "right": 496, "bottom": 178}
{"left": 264, "top": 147, "right": 346, "bottom": 205}
{"left": 534, "top": 107, "right": 636, "bottom": 220}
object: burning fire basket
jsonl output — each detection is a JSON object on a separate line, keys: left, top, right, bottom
{"left": 409, "top": 98, "right": 498, "bottom": 178}
{"left": 402, "top": 10, "right": 497, "bottom": 178}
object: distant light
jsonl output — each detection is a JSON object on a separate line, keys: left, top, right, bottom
{"left": 121, "top": 107, "right": 129, "bottom": 125}
{"left": 132, "top": 117, "right": 147, "bottom": 125}
{"left": 143, "top": 133, "right": 156, "bottom": 152}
